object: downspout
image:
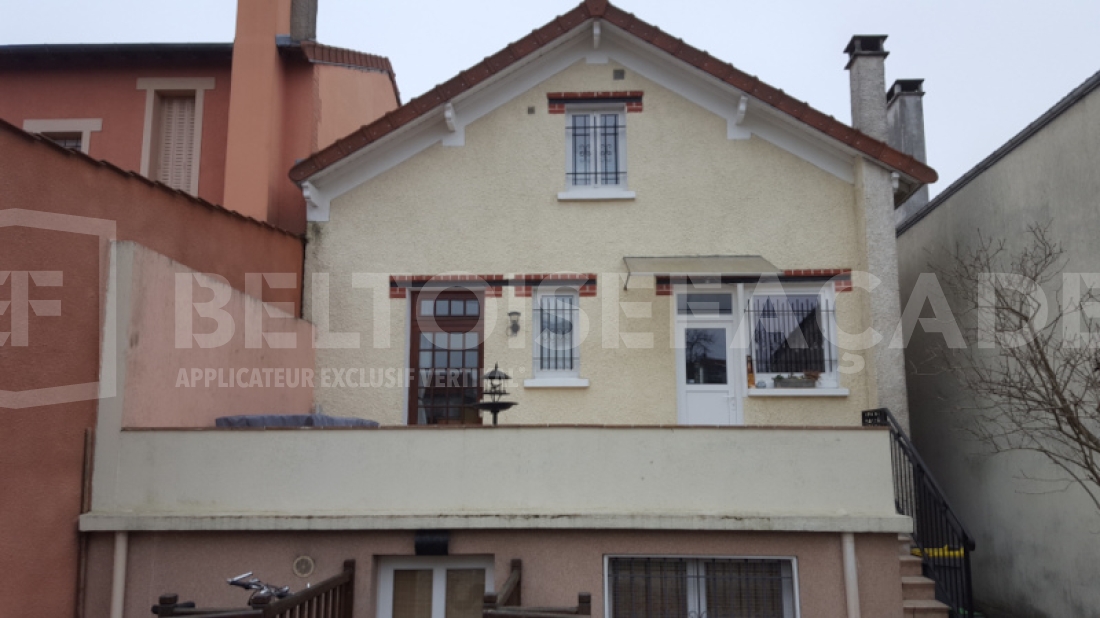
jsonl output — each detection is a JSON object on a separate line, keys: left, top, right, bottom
{"left": 842, "top": 532, "right": 861, "bottom": 618}
{"left": 109, "top": 532, "right": 128, "bottom": 618}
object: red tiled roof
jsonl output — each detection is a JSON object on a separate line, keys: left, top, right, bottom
{"left": 298, "top": 41, "right": 401, "bottom": 103}
{"left": 288, "top": 0, "right": 937, "bottom": 184}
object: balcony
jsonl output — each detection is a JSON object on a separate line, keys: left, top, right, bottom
{"left": 82, "top": 422, "right": 908, "bottom": 534}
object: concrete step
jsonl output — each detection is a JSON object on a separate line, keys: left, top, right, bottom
{"left": 903, "top": 599, "right": 950, "bottom": 617}
{"left": 899, "top": 555, "right": 923, "bottom": 577}
{"left": 901, "top": 576, "right": 937, "bottom": 601}
{"left": 898, "top": 534, "right": 912, "bottom": 556}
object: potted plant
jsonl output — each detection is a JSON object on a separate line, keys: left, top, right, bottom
{"left": 773, "top": 372, "right": 818, "bottom": 388}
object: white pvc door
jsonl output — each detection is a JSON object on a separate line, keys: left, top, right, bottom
{"left": 676, "top": 319, "right": 739, "bottom": 425}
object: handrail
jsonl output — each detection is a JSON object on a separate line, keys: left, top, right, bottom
{"left": 863, "top": 408, "right": 975, "bottom": 617}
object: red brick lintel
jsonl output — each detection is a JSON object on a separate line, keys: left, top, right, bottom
{"left": 390, "top": 274, "right": 598, "bottom": 298}
{"left": 548, "top": 91, "right": 643, "bottom": 114}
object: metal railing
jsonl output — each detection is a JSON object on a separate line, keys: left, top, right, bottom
{"left": 863, "top": 408, "right": 975, "bottom": 617}
{"left": 152, "top": 559, "right": 355, "bottom": 618}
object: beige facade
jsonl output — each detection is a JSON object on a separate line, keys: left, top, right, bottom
{"left": 306, "top": 58, "right": 880, "bottom": 427}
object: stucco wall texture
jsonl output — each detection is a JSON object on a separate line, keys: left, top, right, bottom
{"left": 119, "top": 243, "right": 315, "bottom": 428}
{"left": 897, "top": 83, "right": 1100, "bottom": 616}
{"left": 0, "top": 63, "right": 234, "bottom": 205}
{"left": 85, "top": 529, "right": 902, "bottom": 618}
{"left": 0, "top": 127, "right": 304, "bottom": 618}
{"left": 306, "top": 59, "right": 875, "bottom": 427}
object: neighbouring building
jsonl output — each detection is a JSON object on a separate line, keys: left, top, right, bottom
{"left": 0, "top": 0, "right": 399, "bottom": 233}
{"left": 77, "top": 2, "right": 970, "bottom": 617}
{"left": 0, "top": 0, "right": 398, "bottom": 615}
{"left": 897, "top": 69, "right": 1100, "bottom": 617}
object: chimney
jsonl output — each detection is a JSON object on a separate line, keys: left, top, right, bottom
{"left": 844, "top": 35, "right": 889, "bottom": 141}
{"left": 887, "top": 79, "right": 930, "bottom": 223}
{"left": 290, "top": 0, "right": 318, "bottom": 41}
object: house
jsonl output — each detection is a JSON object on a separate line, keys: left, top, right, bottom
{"left": 75, "top": 2, "right": 972, "bottom": 617}
{"left": 897, "top": 69, "right": 1100, "bottom": 617}
{"left": 0, "top": 0, "right": 399, "bottom": 234}
{"left": 0, "top": 1, "right": 397, "bottom": 615}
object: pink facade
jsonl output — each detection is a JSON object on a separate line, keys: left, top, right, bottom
{"left": 0, "top": 63, "right": 234, "bottom": 204}
{"left": 0, "top": 122, "right": 305, "bottom": 617}
{"left": 83, "top": 530, "right": 904, "bottom": 618}
{"left": 0, "top": 1, "right": 399, "bottom": 234}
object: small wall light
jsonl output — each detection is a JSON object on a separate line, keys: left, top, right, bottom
{"left": 508, "top": 311, "right": 522, "bottom": 336}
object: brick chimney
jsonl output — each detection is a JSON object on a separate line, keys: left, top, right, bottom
{"left": 844, "top": 35, "right": 889, "bottom": 141}
{"left": 887, "top": 79, "right": 929, "bottom": 224}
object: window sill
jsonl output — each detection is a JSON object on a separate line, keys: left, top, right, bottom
{"left": 557, "top": 189, "right": 636, "bottom": 201}
{"left": 747, "top": 388, "right": 849, "bottom": 397}
{"left": 523, "top": 377, "right": 590, "bottom": 389}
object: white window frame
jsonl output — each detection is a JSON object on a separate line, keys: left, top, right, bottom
{"left": 558, "top": 104, "right": 635, "bottom": 201}
{"left": 747, "top": 282, "right": 840, "bottom": 391}
{"left": 525, "top": 287, "right": 589, "bottom": 388}
{"left": 376, "top": 555, "right": 495, "bottom": 618}
{"left": 603, "top": 555, "right": 800, "bottom": 618}
{"left": 136, "top": 77, "right": 214, "bottom": 196}
{"left": 23, "top": 118, "right": 102, "bottom": 154}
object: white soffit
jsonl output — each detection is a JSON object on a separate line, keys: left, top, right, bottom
{"left": 306, "top": 19, "right": 888, "bottom": 219}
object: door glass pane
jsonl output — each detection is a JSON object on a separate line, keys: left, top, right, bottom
{"left": 466, "top": 300, "right": 479, "bottom": 316}
{"left": 420, "top": 300, "right": 434, "bottom": 316}
{"left": 419, "top": 351, "right": 432, "bottom": 368}
{"left": 464, "top": 351, "right": 479, "bottom": 368}
{"left": 435, "top": 351, "right": 448, "bottom": 367}
{"left": 685, "top": 328, "right": 727, "bottom": 385}
{"left": 421, "top": 334, "right": 434, "bottom": 350}
{"left": 450, "top": 333, "right": 464, "bottom": 350}
{"left": 435, "top": 333, "right": 450, "bottom": 348}
{"left": 445, "top": 569, "right": 485, "bottom": 618}
{"left": 435, "top": 300, "right": 450, "bottom": 316}
{"left": 451, "top": 299, "right": 466, "bottom": 316}
{"left": 393, "top": 569, "right": 433, "bottom": 618}
{"left": 450, "top": 351, "right": 464, "bottom": 367}
{"left": 465, "top": 332, "right": 478, "bottom": 349}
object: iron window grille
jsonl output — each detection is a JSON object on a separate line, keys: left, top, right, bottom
{"left": 607, "top": 557, "right": 797, "bottom": 618}
{"left": 566, "top": 110, "right": 626, "bottom": 188}
{"left": 534, "top": 292, "right": 580, "bottom": 376}
{"left": 747, "top": 294, "right": 837, "bottom": 383}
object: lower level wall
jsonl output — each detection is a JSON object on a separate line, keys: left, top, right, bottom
{"left": 85, "top": 529, "right": 902, "bottom": 618}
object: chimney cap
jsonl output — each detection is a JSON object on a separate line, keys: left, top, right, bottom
{"left": 887, "top": 78, "right": 925, "bottom": 104}
{"left": 844, "top": 35, "right": 889, "bottom": 56}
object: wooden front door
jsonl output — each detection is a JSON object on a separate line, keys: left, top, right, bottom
{"left": 409, "top": 290, "right": 484, "bottom": 425}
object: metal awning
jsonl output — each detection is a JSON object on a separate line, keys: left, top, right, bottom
{"left": 622, "top": 255, "right": 780, "bottom": 290}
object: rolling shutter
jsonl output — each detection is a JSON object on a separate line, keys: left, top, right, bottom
{"left": 155, "top": 95, "right": 196, "bottom": 191}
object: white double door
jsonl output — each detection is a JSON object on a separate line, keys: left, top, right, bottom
{"left": 675, "top": 292, "right": 745, "bottom": 426}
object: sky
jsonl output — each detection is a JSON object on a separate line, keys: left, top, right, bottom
{"left": 3, "top": 0, "right": 1099, "bottom": 197}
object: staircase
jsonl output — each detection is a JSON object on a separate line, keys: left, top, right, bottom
{"left": 863, "top": 408, "right": 976, "bottom": 618}
{"left": 899, "top": 534, "right": 949, "bottom": 616}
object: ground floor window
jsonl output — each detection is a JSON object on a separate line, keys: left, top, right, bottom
{"left": 607, "top": 557, "right": 797, "bottom": 618}
{"left": 378, "top": 556, "right": 495, "bottom": 618}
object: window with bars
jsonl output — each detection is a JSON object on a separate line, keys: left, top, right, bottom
{"left": 566, "top": 109, "right": 626, "bottom": 188}
{"left": 534, "top": 291, "right": 580, "bottom": 377}
{"left": 747, "top": 291, "right": 837, "bottom": 387}
{"left": 607, "top": 557, "right": 797, "bottom": 618}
